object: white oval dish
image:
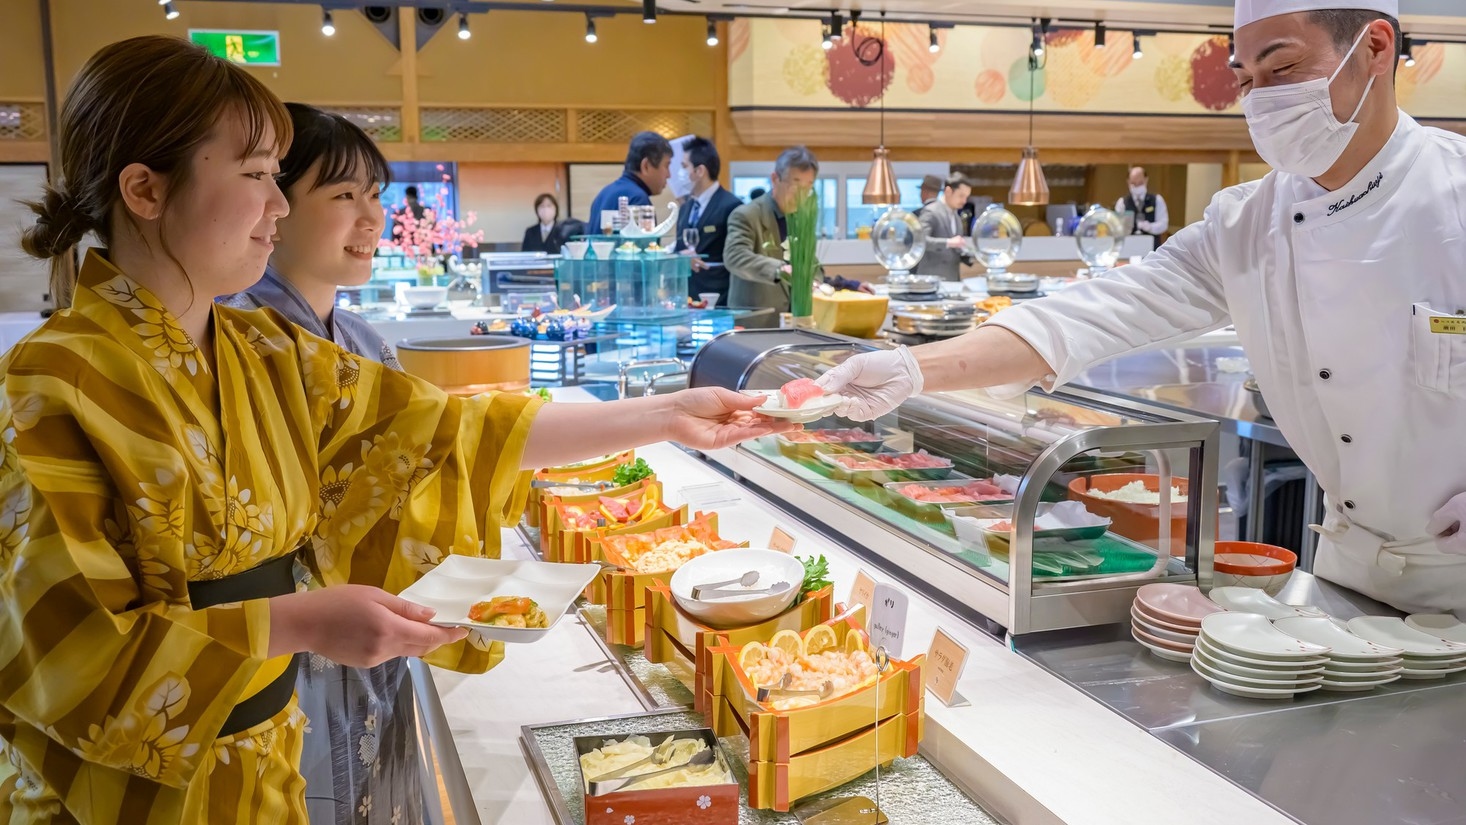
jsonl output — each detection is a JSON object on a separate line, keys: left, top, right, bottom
{"left": 1201, "top": 612, "right": 1331, "bottom": 659}
{"left": 1192, "top": 651, "right": 1322, "bottom": 688}
{"left": 1194, "top": 636, "right": 1328, "bottom": 670}
{"left": 1346, "top": 616, "right": 1466, "bottom": 657}
{"left": 1405, "top": 613, "right": 1466, "bottom": 645}
{"left": 741, "top": 389, "right": 843, "bottom": 423}
{"left": 1272, "top": 616, "right": 1405, "bottom": 660}
{"left": 1192, "top": 646, "right": 1324, "bottom": 680}
{"left": 1207, "top": 587, "right": 1325, "bottom": 620}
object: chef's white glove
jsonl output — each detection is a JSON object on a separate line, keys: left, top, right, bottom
{"left": 1427, "top": 493, "right": 1466, "bottom": 555}
{"left": 815, "top": 346, "right": 924, "bottom": 421}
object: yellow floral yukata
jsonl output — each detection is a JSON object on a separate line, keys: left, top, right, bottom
{"left": 0, "top": 250, "right": 541, "bottom": 824}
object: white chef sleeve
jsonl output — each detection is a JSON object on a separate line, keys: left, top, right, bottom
{"left": 984, "top": 196, "right": 1231, "bottom": 395}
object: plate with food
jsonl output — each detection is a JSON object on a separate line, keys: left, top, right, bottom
{"left": 743, "top": 378, "right": 844, "bottom": 423}
{"left": 397, "top": 555, "right": 600, "bottom": 642}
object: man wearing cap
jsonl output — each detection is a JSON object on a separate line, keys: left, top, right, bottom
{"left": 916, "top": 174, "right": 943, "bottom": 215}
{"left": 915, "top": 172, "right": 977, "bottom": 281}
{"left": 816, "top": 1, "right": 1466, "bottom": 614}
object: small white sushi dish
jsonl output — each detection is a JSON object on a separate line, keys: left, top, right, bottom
{"left": 1200, "top": 612, "right": 1331, "bottom": 659}
{"left": 1207, "top": 586, "right": 1326, "bottom": 620}
{"left": 398, "top": 555, "right": 600, "bottom": 642}
{"left": 742, "top": 389, "right": 844, "bottom": 423}
{"left": 1405, "top": 613, "right": 1466, "bottom": 645}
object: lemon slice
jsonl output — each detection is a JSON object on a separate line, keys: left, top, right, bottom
{"left": 804, "top": 624, "right": 838, "bottom": 656}
{"left": 738, "top": 642, "right": 770, "bottom": 673}
{"left": 769, "top": 629, "right": 805, "bottom": 661}
{"left": 844, "top": 629, "right": 868, "bottom": 654}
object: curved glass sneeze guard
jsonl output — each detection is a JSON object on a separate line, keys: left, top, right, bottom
{"left": 737, "top": 347, "right": 1212, "bottom": 598}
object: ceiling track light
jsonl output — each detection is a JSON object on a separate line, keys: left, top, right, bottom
{"left": 584, "top": 13, "right": 597, "bottom": 42}
{"left": 1227, "top": 32, "right": 1235, "bottom": 61}
{"left": 642, "top": 0, "right": 656, "bottom": 24}
{"left": 706, "top": 17, "right": 719, "bottom": 46}
{"left": 163, "top": 1, "right": 180, "bottom": 20}
{"left": 1031, "top": 18, "right": 1049, "bottom": 58}
{"left": 1095, "top": 21, "right": 1106, "bottom": 48}
{"left": 1403, "top": 34, "right": 1416, "bottom": 66}
{"left": 457, "top": 12, "right": 470, "bottom": 39}
{"left": 321, "top": 8, "right": 335, "bottom": 36}
{"left": 1133, "top": 32, "right": 1145, "bottom": 60}
{"left": 831, "top": 11, "right": 843, "bottom": 41}
{"left": 929, "top": 26, "right": 940, "bottom": 54}
{"left": 822, "top": 22, "right": 833, "bottom": 50}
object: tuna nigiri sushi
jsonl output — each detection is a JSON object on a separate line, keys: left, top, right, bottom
{"left": 780, "top": 378, "right": 824, "bottom": 409}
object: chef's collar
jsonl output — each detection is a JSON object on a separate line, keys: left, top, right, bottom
{"left": 1288, "top": 110, "right": 1424, "bottom": 229}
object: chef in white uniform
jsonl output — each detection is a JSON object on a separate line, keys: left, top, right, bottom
{"left": 816, "top": 0, "right": 1466, "bottom": 614}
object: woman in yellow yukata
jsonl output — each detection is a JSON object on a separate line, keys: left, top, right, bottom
{"left": 0, "top": 36, "right": 794, "bottom": 824}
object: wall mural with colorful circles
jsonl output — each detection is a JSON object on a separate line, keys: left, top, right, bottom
{"left": 727, "top": 19, "right": 1459, "bottom": 118}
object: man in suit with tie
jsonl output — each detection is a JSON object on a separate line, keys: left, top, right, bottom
{"left": 725, "top": 146, "right": 820, "bottom": 314}
{"left": 915, "top": 173, "right": 976, "bottom": 281}
{"left": 674, "top": 136, "right": 742, "bottom": 305}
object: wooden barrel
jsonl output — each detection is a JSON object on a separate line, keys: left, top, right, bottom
{"left": 395, "top": 335, "right": 531, "bottom": 396}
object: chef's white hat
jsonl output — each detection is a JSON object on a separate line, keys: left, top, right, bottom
{"left": 1235, "top": 0, "right": 1398, "bottom": 30}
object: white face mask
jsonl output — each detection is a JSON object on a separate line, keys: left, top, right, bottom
{"left": 1129, "top": 186, "right": 1147, "bottom": 200}
{"left": 1242, "top": 25, "right": 1376, "bottom": 178}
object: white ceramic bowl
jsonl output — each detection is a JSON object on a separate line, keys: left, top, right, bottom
{"left": 563, "top": 240, "right": 589, "bottom": 260}
{"left": 670, "top": 548, "right": 805, "bottom": 629}
{"left": 590, "top": 241, "right": 615, "bottom": 260}
{"left": 403, "top": 286, "right": 448, "bottom": 310}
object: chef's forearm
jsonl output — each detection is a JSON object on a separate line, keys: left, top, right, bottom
{"left": 911, "top": 325, "right": 1055, "bottom": 392}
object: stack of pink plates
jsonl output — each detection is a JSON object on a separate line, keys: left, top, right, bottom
{"left": 1193, "top": 613, "right": 1330, "bottom": 699}
{"left": 1273, "top": 617, "right": 1404, "bottom": 692}
{"left": 1347, "top": 617, "right": 1466, "bottom": 680}
{"left": 1131, "top": 583, "right": 1226, "bottom": 662}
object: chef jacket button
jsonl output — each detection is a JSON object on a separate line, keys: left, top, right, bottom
{"left": 1344, "top": 500, "right": 1357, "bottom": 510}
{"left": 1318, "top": 369, "right": 1332, "bottom": 380}
{"left": 1340, "top": 434, "right": 1353, "bottom": 444}
{"left": 1294, "top": 212, "right": 1305, "bottom": 224}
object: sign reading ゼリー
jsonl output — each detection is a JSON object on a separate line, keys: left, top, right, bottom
{"left": 189, "top": 30, "right": 281, "bottom": 66}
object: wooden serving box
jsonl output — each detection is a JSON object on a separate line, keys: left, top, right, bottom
{"left": 704, "top": 617, "right": 926, "bottom": 811}
{"left": 589, "top": 512, "right": 745, "bottom": 646}
{"left": 532, "top": 475, "right": 656, "bottom": 537}
{"left": 544, "top": 486, "right": 681, "bottom": 565}
{"left": 538, "top": 477, "right": 661, "bottom": 561}
{"left": 574, "top": 727, "right": 738, "bottom": 825}
{"left": 525, "top": 449, "right": 635, "bottom": 528}
{"left": 643, "top": 584, "right": 838, "bottom": 713}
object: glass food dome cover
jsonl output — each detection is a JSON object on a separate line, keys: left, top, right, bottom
{"left": 972, "top": 205, "right": 1037, "bottom": 294}
{"left": 1075, "top": 206, "right": 1125, "bottom": 276}
{"left": 871, "top": 206, "right": 927, "bottom": 274}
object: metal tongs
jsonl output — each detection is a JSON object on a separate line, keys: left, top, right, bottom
{"left": 588, "top": 749, "right": 716, "bottom": 796}
{"left": 756, "top": 672, "right": 834, "bottom": 704}
{"left": 696, "top": 581, "right": 792, "bottom": 601}
{"left": 530, "top": 479, "right": 615, "bottom": 491}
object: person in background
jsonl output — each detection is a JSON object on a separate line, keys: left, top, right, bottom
{"left": 1116, "top": 166, "right": 1169, "bottom": 239}
{"left": 915, "top": 173, "right": 976, "bottom": 281}
{"left": 674, "top": 136, "right": 742, "bottom": 305}
{"left": 916, "top": 173, "right": 943, "bottom": 215}
{"left": 4, "top": 35, "right": 794, "bottom": 822}
{"left": 399, "top": 184, "right": 428, "bottom": 222}
{"left": 521, "top": 193, "right": 567, "bottom": 254}
{"left": 219, "top": 102, "right": 421, "bottom": 825}
{"left": 725, "top": 146, "right": 819, "bottom": 312}
{"left": 747, "top": 187, "right": 766, "bottom": 203}
{"left": 588, "top": 131, "right": 673, "bottom": 233}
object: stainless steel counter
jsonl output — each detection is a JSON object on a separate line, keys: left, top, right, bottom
{"left": 1013, "top": 572, "right": 1466, "bottom": 825}
{"left": 1073, "top": 345, "right": 1323, "bottom": 558}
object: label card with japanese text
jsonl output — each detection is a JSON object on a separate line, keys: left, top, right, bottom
{"left": 848, "top": 570, "right": 877, "bottom": 622}
{"left": 769, "top": 526, "right": 797, "bottom": 553}
{"left": 925, "top": 628, "right": 969, "bottom": 706}
{"left": 868, "top": 583, "right": 909, "bottom": 659}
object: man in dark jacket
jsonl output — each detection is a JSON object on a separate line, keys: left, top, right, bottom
{"left": 674, "top": 136, "right": 741, "bottom": 304}
{"left": 589, "top": 131, "right": 673, "bottom": 233}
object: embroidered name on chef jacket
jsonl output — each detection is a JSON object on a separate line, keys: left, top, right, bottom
{"left": 1327, "top": 172, "right": 1384, "bottom": 216}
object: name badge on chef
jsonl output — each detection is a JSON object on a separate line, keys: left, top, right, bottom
{"left": 1430, "top": 316, "right": 1466, "bottom": 335}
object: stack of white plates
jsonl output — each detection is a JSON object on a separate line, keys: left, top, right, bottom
{"left": 1406, "top": 613, "right": 1466, "bottom": 644}
{"left": 1273, "top": 616, "right": 1404, "bottom": 692}
{"left": 1192, "top": 613, "right": 1330, "bottom": 699}
{"left": 1346, "top": 617, "right": 1466, "bottom": 680}
{"left": 1131, "top": 583, "right": 1226, "bottom": 663}
{"left": 1207, "top": 586, "right": 1326, "bottom": 619}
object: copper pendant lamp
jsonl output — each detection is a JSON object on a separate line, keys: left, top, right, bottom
{"left": 1009, "top": 44, "right": 1050, "bottom": 206}
{"left": 862, "top": 16, "right": 900, "bottom": 205}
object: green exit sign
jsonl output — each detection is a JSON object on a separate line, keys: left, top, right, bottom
{"left": 189, "top": 30, "right": 281, "bottom": 66}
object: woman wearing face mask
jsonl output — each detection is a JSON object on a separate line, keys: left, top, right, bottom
{"left": 4, "top": 35, "right": 791, "bottom": 823}
{"left": 815, "top": 0, "right": 1466, "bottom": 618}
{"left": 219, "top": 103, "right": 422, "bottom": 825}
{"left": 521, "top": 193, "right": 566, "bottom": 254}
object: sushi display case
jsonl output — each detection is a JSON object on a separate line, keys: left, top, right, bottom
{"left": 690, "top": 330, "right": 1222, "bottom": 635}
